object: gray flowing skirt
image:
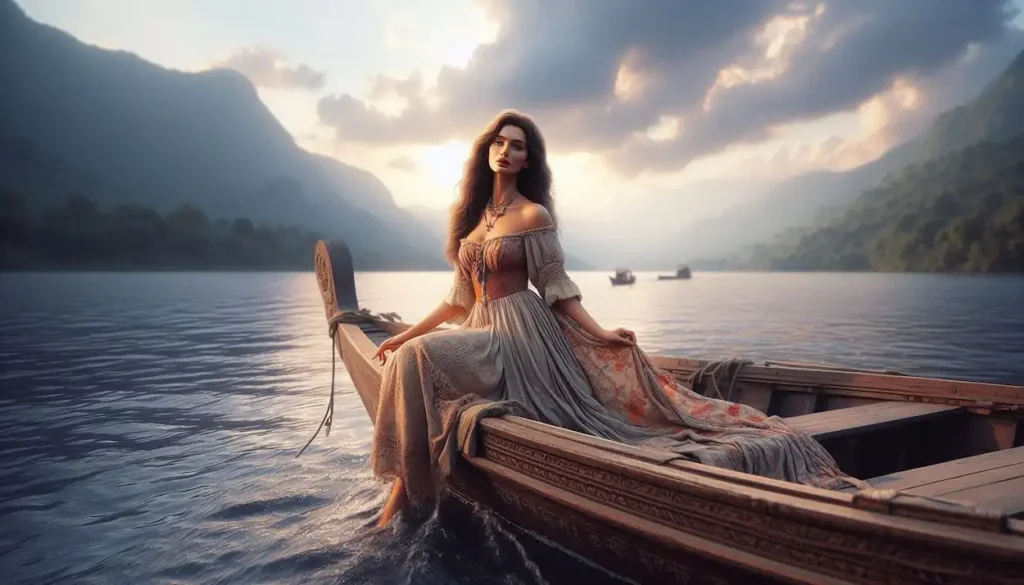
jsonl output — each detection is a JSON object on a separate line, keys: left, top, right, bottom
{"left": 372, "top": 289, "right": 863, "bottom": 509}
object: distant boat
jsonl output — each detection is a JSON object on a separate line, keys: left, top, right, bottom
{"left": 658, "top": 264, "right": 692, "bottom": 280}
{"left": 609, "top": 267, "right": 635, "bottom": 286}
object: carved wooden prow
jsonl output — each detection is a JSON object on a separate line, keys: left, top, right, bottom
{"left": 314, "top": 239, "right": 358, "bottom": 321}
{"left": 313, "top": 239, "right": 385, "bottom": 419}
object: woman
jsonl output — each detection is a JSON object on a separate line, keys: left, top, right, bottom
{"left": 371, "top": 110, "right": 861, "bottom": 526}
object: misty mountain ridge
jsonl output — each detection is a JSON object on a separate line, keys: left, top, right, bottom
{"left": 0, "top": 0, "right": 443, "bottom": 270}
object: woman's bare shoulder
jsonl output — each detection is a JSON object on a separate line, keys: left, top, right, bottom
{"left": 515, "top": 200, "right": 553, "bottom": 230}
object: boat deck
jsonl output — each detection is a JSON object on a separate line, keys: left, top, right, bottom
{"left": 859, "top": 446, "right": 1024, "bottom": 518}
{"left": 788, "top": 401, "right": 963, "bottom": 440}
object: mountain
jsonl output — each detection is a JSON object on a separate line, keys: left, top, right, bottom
{"left": 0, "top": 0, "right": 445, "bottom": 270}
{"left": 720, "top": 48, "right": 1024, "bottom": 273}
{"left": 405, "top": 204, "right": 449, "bottom": 239}
{"left": 671, "top": 49, "right": 1024, "bottom": 267}
{"left": 669, "top": 145, "right": 915, "bottom": 265}
{"left": 743, "top": 137, "right": 1024, "bottom": 272}
{"left": 911, "top": 49, "right": 1024, "bottom": 163}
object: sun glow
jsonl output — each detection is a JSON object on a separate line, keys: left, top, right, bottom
{"left": 419, "top": 141, "right": 471, "bottom": 189}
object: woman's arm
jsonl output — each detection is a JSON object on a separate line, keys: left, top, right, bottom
{"left": 398, "top": 302, "right": 465, "bottom": 341}
{"left": 555, "top": 298, "right": 635, "bottom": 345}
{"left": 374, "top": 302, "right": 465, "bottom": 363}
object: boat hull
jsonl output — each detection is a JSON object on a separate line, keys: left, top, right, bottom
{"left": 328, "top": 319, "right": 786, "bottom": 584}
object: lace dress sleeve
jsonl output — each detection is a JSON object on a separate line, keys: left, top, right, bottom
{"left": 442, "top": 262, "right": 475, "bottom": 324}
{"left": 524, "top": 227, "right": 582, "bottom": 306}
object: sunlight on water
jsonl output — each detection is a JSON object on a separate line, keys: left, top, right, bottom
{"left": 358, "top": 270, "right": 1024, "bottom": 380}
{"left": 0, "top": 271, "right": 1021, "bottom": 584}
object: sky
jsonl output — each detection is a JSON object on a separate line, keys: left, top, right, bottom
{"left": 15, "top": 0, "right": 1024, "bottom": 226}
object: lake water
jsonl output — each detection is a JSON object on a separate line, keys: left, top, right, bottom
{"left": 1, "top": 271, "right": 1022, "bottom": 584}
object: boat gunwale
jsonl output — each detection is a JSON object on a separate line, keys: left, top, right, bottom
{"left": 650, "top": 356, "right": 1024, "bottom": 409}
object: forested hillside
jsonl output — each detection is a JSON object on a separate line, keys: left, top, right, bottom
{"left": 745, "top": 137, "right": 1024, "bottom": 272}
{"left": 688, "top": 47, "right": 1024, "bottom": 268}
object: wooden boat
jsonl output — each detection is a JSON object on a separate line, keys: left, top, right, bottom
{"left": 609, "top": 267, "right": 636, "bottom": 286}
{"left": 658, "top": 264, "right": 692, "bottom": 280}
{"left": 313, "top": 239, "right": 1024, "bottom": 585}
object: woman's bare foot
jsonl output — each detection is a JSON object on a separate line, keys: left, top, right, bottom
{"left": 377, "top": 479, "right": 408, "bottom": 527}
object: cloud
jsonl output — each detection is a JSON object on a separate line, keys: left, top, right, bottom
{"left": 316, "top": 0, "right": 1020, "bottom": 174}
{"left": 210, "top": 46, "right": 326, "bottom": 91}
{"left": 387, "top": 155, "right": 418, "bottom": 172}
{"left": 786, "top": 28, "right": 1024, "bottom": 174}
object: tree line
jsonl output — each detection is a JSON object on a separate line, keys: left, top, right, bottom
{"left": 0, "top": 192, "right": 323, "bottom": 270}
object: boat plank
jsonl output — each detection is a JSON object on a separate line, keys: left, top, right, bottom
{"left": 866, "top": 446, "right": 1024, "bottom": 505}
{"left": 943, "top": 475, "right": 1024, "bottom": 517}
{"left": 904, "top": 462, "right": 1024, "bottom": 517}
{"left": 786, "top": 401, "right": 891, "bottom": 426}
{"left": 906, "top": 462, "right": 1024, "bottom": 498}
{"left": 794, "top": 402, "right": 955, "bottom": 429}
{"left": 787, "top": 402, "right": 962, "bottom": 440}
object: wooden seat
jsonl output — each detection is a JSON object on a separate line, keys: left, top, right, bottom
{"left": 862, "top": 446, "right": 1024, "bottom": 517}
{"left": 786, "top": 401, "right": 963, "bottom": 440}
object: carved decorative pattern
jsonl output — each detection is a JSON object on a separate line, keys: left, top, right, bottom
{"left": 481, "top": 433, "right": 1022, "bottom": 585}
{"left": 495, "top": 485, "right": 584, "bottom": 541}
{"left": 493, "top": 483, "right": 711, "bottom": 584}
{"left": 314, "top": 243, "right": 337, "bottom": 315}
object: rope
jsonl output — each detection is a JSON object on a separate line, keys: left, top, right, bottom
{"left": 687, "top": 358, "right": 753, "bottom": 402}
{"left": 294, "top": 308, "right": 401, "bottom": 458}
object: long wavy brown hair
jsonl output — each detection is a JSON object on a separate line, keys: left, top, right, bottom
{"left": 444, "top": 109, "right": 555, "bottom": 264}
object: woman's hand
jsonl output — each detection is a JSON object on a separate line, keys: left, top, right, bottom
{"left": 374, "top": 335, "right": 407, "bottom": 364}
{"left": 555, "top": 298, "right": 637, "bottom": 348}
{"left": 598, "top": 327, "right": 636, "bottom": 346}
